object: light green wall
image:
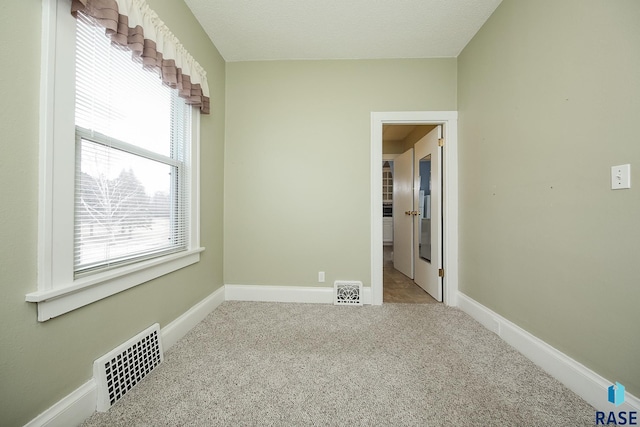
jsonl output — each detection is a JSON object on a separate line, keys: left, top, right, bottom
{"left": 224, "top": 59, "right": 456, "bottom": 287}
{"left": 0, "top": 1, "right": 225, "bottom": 425}
{"left": 458, "top": 0, "right": 640, "bottom": 396}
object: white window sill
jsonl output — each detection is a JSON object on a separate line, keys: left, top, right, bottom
{"left": 26, "top": 247, "right": 205, "bottom": 321}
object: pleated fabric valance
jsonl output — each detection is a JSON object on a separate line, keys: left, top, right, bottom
{"left": 71, "top": 0, "right": 210, "bottom": 114}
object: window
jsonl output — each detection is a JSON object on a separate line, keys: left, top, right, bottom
{"left": 27, "top": 0, "right": 206, "bottom": 321}
{"left": 74, "top": 12, "right": 191, "bottom": 276}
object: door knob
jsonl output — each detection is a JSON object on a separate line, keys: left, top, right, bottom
{"left": 412, "top": 211, "right": 419, "bottom": 216}
{"left": 405, "top": 211, "right": 412, "bottom": 215}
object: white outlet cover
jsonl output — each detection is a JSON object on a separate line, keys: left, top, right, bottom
{"left": 611, "top": 164, "right": 631, "bottom": 190}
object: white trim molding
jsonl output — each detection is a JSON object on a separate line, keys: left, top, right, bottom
{"left": 27, "top": 249, "right": 204, "bottom": 321}
{"left": 24, "top": 380, "right": 97, "bottom": 427}
{"left": 458, "top": 292, "right": 640, "bottom": 413}
{"left": 161, "top": 286, "right": 226, "bottom": 350}
{"left": 225, "top": 284, "right": 373, "bottom": 305}
{"left": 371, "top": 111, "right": 459, "bottom": 306}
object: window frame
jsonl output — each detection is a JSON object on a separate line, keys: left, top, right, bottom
{"left": 27, "top": 0, "right": 204, "bottom": 322}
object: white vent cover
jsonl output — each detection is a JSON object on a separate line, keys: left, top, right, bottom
{"left": 334, "top": 281, "right": 363, "bottom": 305}
{"left": 93, "top": 323, "right": 164, "bottom": 411}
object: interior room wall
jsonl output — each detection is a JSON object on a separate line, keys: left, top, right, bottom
{"left": 224, "top": 59, "right": 456, "bottom": 289}
{"left": 0, "top": 1, "right": 226, "bottom": 425}
{"left": 458, "top": 0, "right": 640, "bottom": 396}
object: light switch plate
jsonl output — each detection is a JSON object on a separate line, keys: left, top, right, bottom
{"left": 611, "top": 164, "right": 631, "bottom": 190}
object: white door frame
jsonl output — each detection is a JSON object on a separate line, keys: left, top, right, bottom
{"left": 370, "top": 111, "right": 458, "bottom": 306}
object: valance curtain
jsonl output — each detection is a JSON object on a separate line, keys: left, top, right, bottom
{"left": 71, "top": 0, "right": 210, "bottom": 114}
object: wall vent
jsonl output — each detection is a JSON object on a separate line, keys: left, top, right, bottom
{"left": 334, "top": 281, "right": 363, "bottom": 306}
{"left": 93, "top": 323, "right": 164, "bottom": 411}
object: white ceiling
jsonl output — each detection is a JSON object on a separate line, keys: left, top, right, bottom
{"left": 183, "top": 0, "right": 503, "bottom": 62}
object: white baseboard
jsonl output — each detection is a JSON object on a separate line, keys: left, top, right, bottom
{"left": 24, "top": 287, "right": 226, "bottom": 427}
{"left": 225, "top": 284, "right": 373, "bottom": 305}
{"left": 161, "top": 286, "right": 226, "bottom": 350}
{"left": 457, "top": 292, "right": 640, "bottom": 413}
{"left": 24, "top": 380, "right": 97, "bottom": 427}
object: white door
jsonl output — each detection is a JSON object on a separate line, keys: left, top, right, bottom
{"left": 393, "top": 148, "right": 414, "bottom": 278}
{"left": 413, "top": 127, "right": 443, "bottom": 301}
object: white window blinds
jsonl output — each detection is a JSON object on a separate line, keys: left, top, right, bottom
{"left": 74, "top": 12, "right": 191, "bottom": 276}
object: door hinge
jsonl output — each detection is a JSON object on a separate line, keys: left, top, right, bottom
{"left": 438, "top": 138, "right": 444, "bottom": 147}
{"left": 438, "top": 268, "right": 444, "bottom": 278}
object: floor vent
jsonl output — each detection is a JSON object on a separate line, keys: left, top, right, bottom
{"left": 93, "top": 323, "right": 164, "bottom": 412}
{"left": 334, "top": 281, "right": 363, "bottom": 306}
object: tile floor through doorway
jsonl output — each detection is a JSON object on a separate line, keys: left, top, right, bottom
{"left": 383, "top": 245, "right": 438, "bottom": 304}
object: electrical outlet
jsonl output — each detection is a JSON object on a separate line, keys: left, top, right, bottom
{"left": 318, "top": 271, "right": 325, "bottom": 283}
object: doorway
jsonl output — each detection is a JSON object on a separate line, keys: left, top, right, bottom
{"left": 382, "top": 125, "right": 441, "bottom": 303}
{"left": 370, "top": 111, "right": 459, "bottom": 306}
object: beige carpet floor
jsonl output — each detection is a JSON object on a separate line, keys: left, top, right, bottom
{"left": 82, "top": 301, "right": 594, "bottom": 426}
